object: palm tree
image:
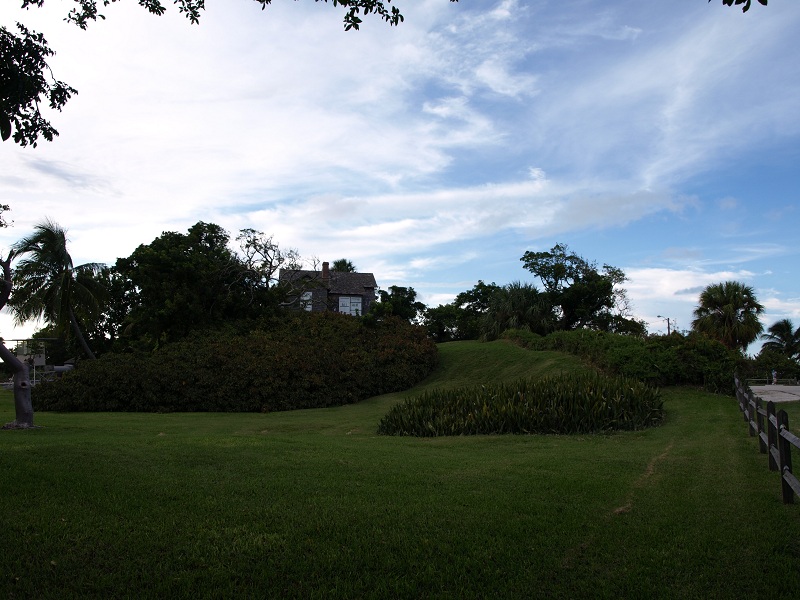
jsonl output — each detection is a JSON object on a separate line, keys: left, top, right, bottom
{"left": 331, "top": 258, "right": 357, "bottom": 272}
{"left": 761, "top": 319, "right": 800, "bottom": 360}
{"left": 691, "top": 281, "right": 764, "bottom": 352}
{"left": 481, "top": 281, "right": 555, "bottom": 340}
{"left": 9, "top": 219, "right": 107, "bottom": 359}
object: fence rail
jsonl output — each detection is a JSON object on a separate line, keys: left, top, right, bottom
{"left": 734, "top": 375, "right": 800, "bottom": 504}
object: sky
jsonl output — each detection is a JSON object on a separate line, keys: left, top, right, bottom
{"left": 1, "top": 0, "right": 799, "bottom": 353}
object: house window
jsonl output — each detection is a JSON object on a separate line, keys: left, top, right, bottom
{"left": 301, "top": 291, "right": 313, "bottom": 311}
{"left": 338, "top": 296, "right": 362, "bottom": 316}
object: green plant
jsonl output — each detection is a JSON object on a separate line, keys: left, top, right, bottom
{"left": 502, "top": 329, "right": 738, "bottom": 394}
{"left": 378, "top": 372, "right": 663, "bottom": 436}
{"left": 32, "top": 313, "right": 438, "bottom": 412}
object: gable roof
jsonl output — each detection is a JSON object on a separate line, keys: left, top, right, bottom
{"left": 279, "top": 269, "right": 377, "bottom": 296}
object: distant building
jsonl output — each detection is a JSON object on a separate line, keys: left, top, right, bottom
{"left": 278, "top": 261, "right": 377, "bottom": 316}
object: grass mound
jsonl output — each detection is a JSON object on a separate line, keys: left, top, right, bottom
{"left": 32, "top": 313, "right": 438, "bottom": 413}
{"left": 378, "top": 372, "right": 664, "bottom": 436}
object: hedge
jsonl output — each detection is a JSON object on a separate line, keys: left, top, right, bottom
{"left": 33, "top": 313, "right": 438, "bottom": 412}
{"left": 501, "top": 329, "right": 738, "bottom": 394}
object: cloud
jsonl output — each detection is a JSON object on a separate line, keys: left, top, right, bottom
{"left": 1, "top": 0, "right": 798, "bottom": 347}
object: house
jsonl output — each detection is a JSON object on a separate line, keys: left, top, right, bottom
{"left": 278, "top": 261, "right": 377, "bottom": 316}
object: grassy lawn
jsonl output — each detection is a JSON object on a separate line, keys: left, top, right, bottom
{"left": 1, "top": 340, "right": 799, "bottom": 598}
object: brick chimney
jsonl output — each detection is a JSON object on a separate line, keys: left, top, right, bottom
{"left": 322, "top": 261, "right": 330, "bottom": 287}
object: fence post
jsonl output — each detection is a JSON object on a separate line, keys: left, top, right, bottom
{"left": 767, "top": 401, "right": 778, "bottom": 472}
{"left": 777, "top": 410, "right": 795, "bottom": 505}
{"left": 747, "top": 393, "right": 757, "bottom": 438}
{"left": 756, "top": 397, "right": 767, "bottom": 454}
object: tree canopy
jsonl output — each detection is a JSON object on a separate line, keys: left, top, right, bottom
{"left": 0, "top": 23, "right": 77, "bottom": 146}
{"left": 760, "top": 318, "right": 800, "bottom": 361}
{"left": 8, "top": 218, "right": 106, "bottom": 359}
{"left": 369, "top": 285, "right": 425, "bottom": 323}
{"left": 712, "top": 0, "right": 767, "bottom": 13}
{"left": 331, "top": 258, "right": 357, "bottom": 273}
{"left": 691, "top": 281, "right": 764, "bottom": 352}
{"left": 423, "top": 280, "right": 501, "bottom": 342}
{"left": 520, "top": 243, "right": 637, "bottom": 333}
{"left": 113, "top": 221, "right": 293, "bottom": 346}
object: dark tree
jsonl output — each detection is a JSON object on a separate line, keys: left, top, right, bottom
{"left": 235, "top": 227, "right": 301, "bottom": 308}
{"left": 760, "top": 319, "right": 800, "bottom": 361}
{"left": 370, "top": 285, "right": 426, "bottom": 323}
{"left": 423, "top": 280, "right": 502, "bottom": 342}
{"left": 113, "top": 222, "right": 296, "bottom": 346}
{"left": 481, "top": 281, "right": 555, "bottom": 341}
{"left": 423, "top": 303, "right": 462, "bottom": 343}
{"left": 0, "top": 24, "right": 77, "bottom": 146}
{"left": 712, "top": 0, "right": 767, "bottom": 13}
{"left": 331, "top": 258, "right": 357, "bottom": 273}
{"left": 691, "top": 281, "right": 764, "bottom": 352}
{"left": 115, "top": 222, "right": 244, "bottom": 345}
{"left": 8, "top": 219, "right": 107, "bottom": 359}
{"left": 520, "top": 243, "right": 633, "bottom": 332}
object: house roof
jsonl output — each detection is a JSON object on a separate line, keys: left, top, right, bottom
{"left": 279, "top": 269, "right": 377, "bottom": 296}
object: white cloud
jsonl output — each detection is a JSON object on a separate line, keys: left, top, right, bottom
{"left": 1, "top": 0, "right": 798, "bottom": 346}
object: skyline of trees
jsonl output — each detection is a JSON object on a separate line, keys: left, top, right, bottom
{"left": 0, "top": 220, "right": 793, "bottom": 363}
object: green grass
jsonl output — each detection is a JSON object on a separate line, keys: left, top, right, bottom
{"left": 1, "top": 340, "right": 799, "bottom": 599}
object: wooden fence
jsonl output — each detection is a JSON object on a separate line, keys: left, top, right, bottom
{"left": 734, "top": 375, "right": 800, "bottom": 504}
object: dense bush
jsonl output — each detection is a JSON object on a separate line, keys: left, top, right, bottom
{"left": 501, "top": 329, "right": 738, "bottom": 394}
{"left": 32, "top": 313, "right": 438, "bottom": 412}
{"left": 378, "top": 372, "right": 663, "bottom": 437}
{"left": 737, "top": 349, "right": 800, "bottom": 383}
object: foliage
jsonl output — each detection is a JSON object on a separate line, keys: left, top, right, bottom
{"left": 519, "top": 243, "right": 635, "bottom": 332}
{"left": 480, "top": 281, "right": 554, "bottom": 340}
{"left": 378, "top": 372, "right": 663, "bottom": 436}
{"left": 21, "top": 0, "right": 425, "bottom": 31}
{"left": 740, "top": 348, "right": 800, "bottom": 382}
{"left": 503, "top": 328, "right": 739, "bottom": 394}
{"left": 331, "top": 258, "right": 356, "bottom": 272}
{"left": 235, "top": 227, "right": 302, "bottom": 295}
{"left": 760, "top": 318, "right": 800, "bottom": 361}
{"left": 423, "top": 280, "right": 501, "bottom": 342}
{"left": 691, "top": 281, "right": 764, "bottom": 352}
{"left": 0, "top": 23, "right": 77, "bottom": 146}
{"left": 8, "top": 218, "right": 106, "bottom": 359}
{"left": 32, "top": 312, "right": 438, "bottom": 412}
{"left": 113, "top": 222, "right": 287, "bottom": 347}
{"left": 713, "top": 0, "right": 767, "bottom": 13}
{"left": 368, "top": 285, "right": 426, "bottom": 323}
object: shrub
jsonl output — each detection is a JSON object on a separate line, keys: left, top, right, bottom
{"left": 501, "top": 329, "right": 738, "bottom": 394}
{"left": 33, "top": 313, "right": 438, "bottom": 412}
{"left": 378, "top": 372, "right": 663, "bottom": 437}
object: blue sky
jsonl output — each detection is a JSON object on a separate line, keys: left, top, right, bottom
{"left": 1, "top": 0, "right": 798, "bottom": 351}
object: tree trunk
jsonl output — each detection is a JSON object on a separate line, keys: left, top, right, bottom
{"left": 0, "top": 344, "right": 34, "bottom": 429}
{"left": 0, "top": 255, "right": 35, "bottom": 428}
{"left": 69, "top": 306, "right": 96, "bottom": 360}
